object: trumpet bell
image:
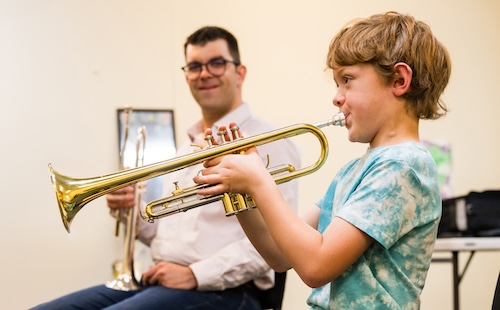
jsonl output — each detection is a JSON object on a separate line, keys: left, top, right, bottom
{"left": 49, "top": 164, "right": 121, "bottom": 232}
{"left": 49, "top": 165, "right": 83, "bottom": 232}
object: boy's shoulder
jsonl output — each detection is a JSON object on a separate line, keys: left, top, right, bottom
{"left": 364, "top": 142, "right": 434, "bottom": 170}
{"left": 369, "top": 142, "right": 428, "bottom": 158}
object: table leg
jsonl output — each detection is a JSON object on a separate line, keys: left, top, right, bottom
{"left": 452, "top": 251, "right": 459, "bottom": 310}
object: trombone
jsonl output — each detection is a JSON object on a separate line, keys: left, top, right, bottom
{"left": 49, "top": 112, "right": 345, "bottom": 232}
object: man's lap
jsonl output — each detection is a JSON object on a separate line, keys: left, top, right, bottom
{"left": 31, "top": 284, "right": 261, "bottom": 310}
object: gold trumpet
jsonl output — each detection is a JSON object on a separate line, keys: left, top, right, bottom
{"left": 49, "top": 113, "right": 345, "bottom": 232}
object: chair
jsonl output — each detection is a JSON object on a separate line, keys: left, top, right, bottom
{"left": 493, "top": 272, "right": 500, "bottom": 310}
{"left": 256, "top": 271, "right": 287, "bottom": 310}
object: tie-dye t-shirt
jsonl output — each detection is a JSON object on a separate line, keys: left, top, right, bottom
{"left": 307, "top": 142, "right": 441, "bottom": 310}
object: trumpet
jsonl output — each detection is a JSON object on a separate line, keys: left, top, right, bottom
{"left": 106, "top": 126, "right": 147, "bottom": 291}
{"left": 49, "top": 113, "right": 345, "bottom": 232}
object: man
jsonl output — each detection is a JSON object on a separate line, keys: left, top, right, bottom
{"left": 33, "top": 26, "right": 300, "bottom": 309}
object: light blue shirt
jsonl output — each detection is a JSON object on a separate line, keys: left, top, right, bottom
{"left": 308, "top": 142, "right": 441, "bottom": 309}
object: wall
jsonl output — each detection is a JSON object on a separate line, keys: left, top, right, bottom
{"left": 0, "top": 1, "right": 499, "bottom": 309}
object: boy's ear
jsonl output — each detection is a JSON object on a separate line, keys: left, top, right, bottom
{"left": 392, "top": 62, "right": 412, "bottom": 96}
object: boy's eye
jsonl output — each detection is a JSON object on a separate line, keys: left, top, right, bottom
{"left": 343, "top": 77, "right": 350, "bottom": 83}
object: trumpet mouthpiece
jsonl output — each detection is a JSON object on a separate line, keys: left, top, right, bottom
{"left": 314, "top": 112, "right": 345, "bottom": 129}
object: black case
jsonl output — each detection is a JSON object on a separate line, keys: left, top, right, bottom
{"left": 438, "top": 190, "right": 500, "bottom": 238}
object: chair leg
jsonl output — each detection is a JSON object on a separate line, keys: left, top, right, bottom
{"left": 493, "top": 272, "right": 500, "bottom": 310}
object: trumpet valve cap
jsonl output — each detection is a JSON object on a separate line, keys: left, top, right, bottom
{"left": 217, "top": 127, "right": 227, "bottom": 144}
{"left": 204, "top": 135, "right": 213, "bottom": 147}
{"left": 229, "top": 123, "right": 241, "bottom": 139}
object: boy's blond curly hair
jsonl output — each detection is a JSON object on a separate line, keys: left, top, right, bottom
{"left": 328, "top": 11, "right": 451, "bottom": 120}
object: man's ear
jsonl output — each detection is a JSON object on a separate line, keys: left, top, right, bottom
{"left": 236, "top": 64, "right": 247, "bottom": 86}
{"left": 392, "top": 62, "right": 412, "bottom": 97}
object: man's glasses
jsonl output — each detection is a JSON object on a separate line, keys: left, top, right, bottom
{"left": 181, "top": 58, "right": 240, "bottom": 80}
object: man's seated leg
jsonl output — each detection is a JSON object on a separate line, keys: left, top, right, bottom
{"left": 104, "top": 285, "right": 261, "bottom": 310}
{"left": 31, "top": 284, "right": 137, "bottom": 310}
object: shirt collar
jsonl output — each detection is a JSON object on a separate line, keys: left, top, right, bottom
{"left": 187, "top": 102, "right": 252, "bottom": 143}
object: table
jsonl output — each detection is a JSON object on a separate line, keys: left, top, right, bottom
{"left": 432, "top": 237, "right": 500, "bottom": 310}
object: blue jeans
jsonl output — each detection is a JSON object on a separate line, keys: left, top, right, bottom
{"left": 31, "top": 284, "right": 261, "bottom": 310}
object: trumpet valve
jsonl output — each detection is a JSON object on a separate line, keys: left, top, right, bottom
{"left": 222, "top": 193, "right": 256, "bottom": 216}
{"left": 217, "top": 127, "right": 228, "bottom": 144}
{"left": 242, "top": 194, "right": 256, "bottom": 210}
{"left": 204, "top": 134, "right": 213, "bottom": 147}
{"left": 229, "top": 123, "right": 241, "bottom": 139}
{"left": 222, "top": 193, "right": 235, "bottom": 215}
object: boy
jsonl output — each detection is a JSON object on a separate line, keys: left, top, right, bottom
{"left": 195, "top": 11, "right": 451, "bottom": 309}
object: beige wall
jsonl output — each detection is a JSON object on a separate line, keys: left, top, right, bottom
{"left": 1, "top": 1, "right": 499, "bottom": 309}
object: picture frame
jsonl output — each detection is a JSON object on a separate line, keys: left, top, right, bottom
{"left": 116, "top": 108, "right": 177, "bottom": 204}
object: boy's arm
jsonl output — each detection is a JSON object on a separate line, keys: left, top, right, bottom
{"left": 236, "top": 204, "right": 321, "bottom": 272}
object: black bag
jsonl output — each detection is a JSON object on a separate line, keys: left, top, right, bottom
{"left": 438, "top": 190, "right": 500, "bottom": 238}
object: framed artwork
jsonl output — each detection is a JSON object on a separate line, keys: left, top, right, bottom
{"left": 117, "top": 108, "right": 177, "bottom": 204}
{"left": 422, "top": 139, "right": 453, "bottom": 199}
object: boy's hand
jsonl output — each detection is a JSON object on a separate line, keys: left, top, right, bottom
{"left": 193, "top": 122, "right": 270, "bottom": 197}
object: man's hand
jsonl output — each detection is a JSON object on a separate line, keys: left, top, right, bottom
{"left": 106, "top": 186, "right": 135, "bottom": 210}
{"left": 141, "top": 261, "right": 198, "bottom": 290}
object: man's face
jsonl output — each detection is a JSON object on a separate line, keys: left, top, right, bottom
{"left": 184, "top": 39, "right": 245, "bottom": 118}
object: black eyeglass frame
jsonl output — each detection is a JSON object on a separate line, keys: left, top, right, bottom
{"left": 181, "top": 58, "right": 240, "bottom": 79}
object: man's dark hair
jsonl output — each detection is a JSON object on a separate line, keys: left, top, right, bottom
{"left": 184, "top": 26, "right": 241, "bottom": 64}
